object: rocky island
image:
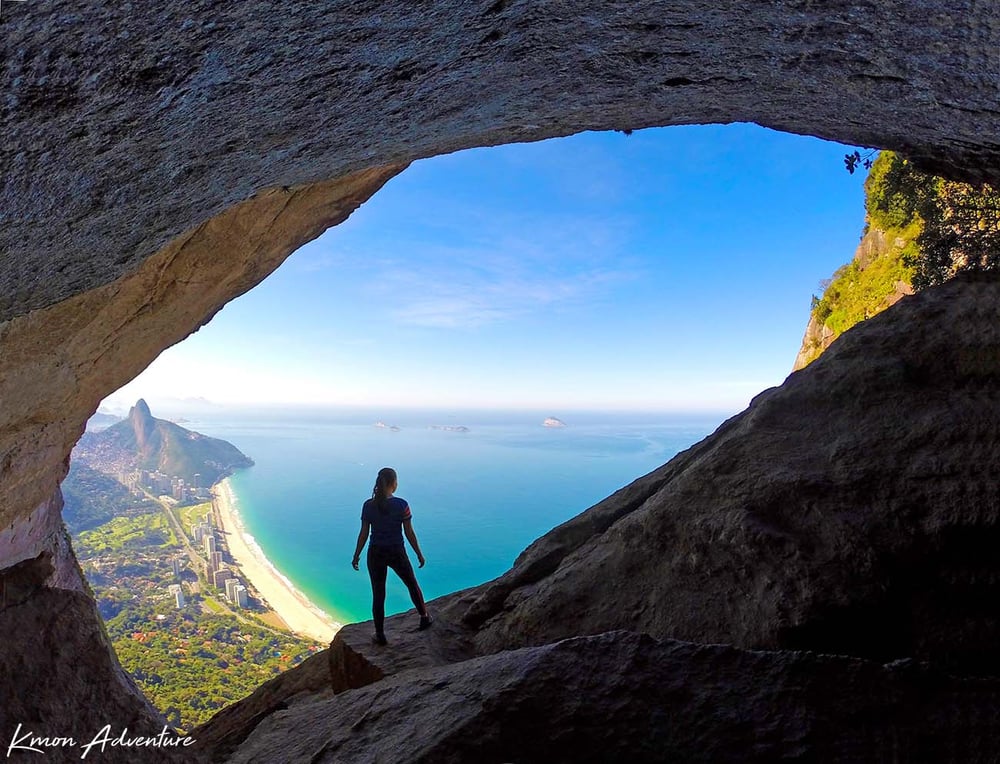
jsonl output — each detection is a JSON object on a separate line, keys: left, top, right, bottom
{"left": 2, "top": 1, "right": 1000, "bottom": 762}
{"left": 542, "top": 417, "right": 567, "bottom": 428}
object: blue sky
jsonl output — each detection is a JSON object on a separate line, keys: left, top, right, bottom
{"left": 105, "top": 123, "right": 868, "bottom": 416}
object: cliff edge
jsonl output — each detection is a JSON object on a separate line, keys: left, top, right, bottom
{"left": 196, "top": 272, "right": 1000, "bottom": 762}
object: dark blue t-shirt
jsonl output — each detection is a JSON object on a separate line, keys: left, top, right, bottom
{"left": 362, "top": 496, "right": 411, "bottom": 548}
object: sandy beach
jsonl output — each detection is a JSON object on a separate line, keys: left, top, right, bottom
{"left": 212, "top": 479, "right": 342, "bottom": 644}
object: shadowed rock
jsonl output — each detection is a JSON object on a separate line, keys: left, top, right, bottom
{"left": 194, "top": 274, "right": 1000, "bottom": 762}
{"left": 0, "top": 583, "right": 188, "bottom": 763}
{"left": 4, "top": 1, "right": 1000, "bottom": 759}
{"left": 218, "top": 631, "right": 1000, "bottom": 764}
{"left": 462, "top": 273, "right": 1000, "bottom": 674}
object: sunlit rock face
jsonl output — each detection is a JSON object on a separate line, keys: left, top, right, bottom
{"left": 3, "top": 1, "right": 1000, "bottom": 760}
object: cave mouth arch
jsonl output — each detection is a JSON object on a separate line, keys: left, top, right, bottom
{"left": 66, "top": 124, "right": 871, "bottom": 728}
{"left": 4, "top": 0, "right": 999, "bottom": 576}
{"left": 4, "top": 0, "right": 1000, "bottom": 748}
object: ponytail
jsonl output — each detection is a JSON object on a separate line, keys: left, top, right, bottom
{"left": 372, "top": 467, "right": 397, "bottom": 515}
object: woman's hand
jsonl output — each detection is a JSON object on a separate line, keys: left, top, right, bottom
{"left": 351, "top": 557, "right": 360, "bottom": 571}
{"left": 417, "top": 554, "right": 426, "bottom": 568}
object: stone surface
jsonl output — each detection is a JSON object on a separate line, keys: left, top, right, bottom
{"left": 3, "top": 1, "right": 1000, "bottom": 545}
{"left": 3, "top": 2, "right": 1000, "bottom": 760}
{"left": 0, "top": 491, "right": 87, "bottom": 592}
{"left": 216, "top": 631, "right": 1000, "bottom": 764}
{"left": 0, "top": 576, "right": 189, "bottom": 763}
{"left": 460, "top": 273, "right": 1000, "bottom": 673}
{"left": 793, "top": 227, "right": 914, "bottom": 370}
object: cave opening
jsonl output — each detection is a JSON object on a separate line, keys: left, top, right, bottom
{"left": 3, "top": 0, "right": 1000, "bottom": 756}
{"left": 63, "top": 124, "right": 870, "bottom": 730}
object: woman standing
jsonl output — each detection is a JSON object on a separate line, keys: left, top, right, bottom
{"left": 351, "top": 467, "right": 432, "bottom": 645}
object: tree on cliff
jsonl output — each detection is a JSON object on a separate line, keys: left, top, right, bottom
{"left": 866, "top": 152, "right": 1000, "bottom": 289}
{"left": 798, "top": 153, "right": 1000, "bottom": 369}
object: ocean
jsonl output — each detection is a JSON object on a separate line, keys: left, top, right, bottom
{"left": 180, "top": 407, "right": 725, "bottom": 625}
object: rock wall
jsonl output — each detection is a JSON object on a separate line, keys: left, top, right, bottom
{"left": 3, "top": 0, "right": 1000, "bottom": 759}
{"left": 193, "top": 272, "right": 1000, "bottom": 762}
{"left": 0, "top": 554, "right": 186, "bottom": 763}
{"left": 463, "top": 274, "right": 1000, "bottom": 673}
{"left": 3, "top": 0, "right": 1000, "bottom": 569}
{"left": 217, "top": 631, "right": 1000, "bottom": 764}
{"left": 793, "top": 227, "right": 913, "bottom": 370}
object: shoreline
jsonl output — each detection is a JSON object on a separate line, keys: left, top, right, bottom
{"left": 212, "top": 478, "right": 342, "bottom": 644}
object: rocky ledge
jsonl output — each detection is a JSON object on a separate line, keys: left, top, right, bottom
{"left": 195, "top": 273, "right": 1000, "bottom": 761}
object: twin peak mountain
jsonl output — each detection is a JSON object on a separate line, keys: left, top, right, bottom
{"left": 76, "top": 399, "right": 253, "bottom": 486}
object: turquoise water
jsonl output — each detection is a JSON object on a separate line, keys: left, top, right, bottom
{"left": 185, "top": 408, "right": 724, "bottom": 625}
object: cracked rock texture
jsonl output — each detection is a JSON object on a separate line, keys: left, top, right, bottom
{"left": 3, "top": 1, "right": 1000, "bottom": 761}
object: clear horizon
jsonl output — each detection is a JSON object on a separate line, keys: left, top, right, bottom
{"left": 103, "top": 123, "right": 868, "bottom": 415}
{"left": 96, "top": 398, "right": 738, "bottom": 428}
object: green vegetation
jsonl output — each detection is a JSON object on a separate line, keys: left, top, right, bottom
{"left": 62, "top": 462, "right": 155, "bottom": 533}
{"left": 74, "top": 495, "right": 322, "bottom": 732}
{"left": 65, "top": 405, "right": 309, "bottom": 731}
{"left": 177, "top": 501, "right": 213, "bottom": 530}
{"left": 78, "top": 511, "right": 177, "bottom": 555}
{"left": 107, "top": 603, "right": 320, "bottom": 732}
{"left": 811, "top": 249, "right": 915, "bottom": 337}
{"left": 802, "top": 152, "right": 1000, "bottom": 366}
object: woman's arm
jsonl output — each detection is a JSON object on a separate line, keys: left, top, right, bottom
{"left": 352, "top": 520, "right": 370, "bottom": 570}
{"left": 402, "top": 518, "right": 425, "bottom": 567}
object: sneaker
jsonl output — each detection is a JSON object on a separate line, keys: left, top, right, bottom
{"left": 418, "top": 614, "right": 433, "bottom": 631}
{"left": 372, "top": 632, "right": 388, "bottom": 646}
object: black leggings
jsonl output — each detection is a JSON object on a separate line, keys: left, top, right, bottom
{"left": 367, "top": 544, "right": 427, "bottom": 634}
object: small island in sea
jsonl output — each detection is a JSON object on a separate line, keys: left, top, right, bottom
{"left": 374, "top": 421, "right": 401, "bottom": 432}
{"left": 430, "top": 424, "right": 470, "bottom": 433}
{"left": 543, "top": 417, "right": 567, "bottom": 428}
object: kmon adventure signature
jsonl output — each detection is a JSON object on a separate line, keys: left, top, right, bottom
{"left": 7, "top": 724, "right": 195, "bottom": 759}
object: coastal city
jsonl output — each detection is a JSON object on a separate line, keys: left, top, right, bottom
{"left": 119, "top": 468, "right": 254, "bottom": 613}
{"left": 66, "top": 455, "right": 326, "bottom": 731}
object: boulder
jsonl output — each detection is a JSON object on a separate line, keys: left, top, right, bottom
{"left": 464, "top": 273, "right": 1000, "bottom": 674}
{"left": 220, "top": 631, "right": 1000, "bottom": 764}
{"left": 0, "top": 557, "right": 188, "bottom": 763}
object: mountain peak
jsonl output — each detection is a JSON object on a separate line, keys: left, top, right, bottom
{"left": 77, "top": 399, "right": 253, "bottom": 486}
{"left": 128, "top": 399, "right": 156, "bottom": 453}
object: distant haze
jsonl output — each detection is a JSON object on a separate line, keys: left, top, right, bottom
{"left": 105, "top": 124, "right": 867, "bottom": 414}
